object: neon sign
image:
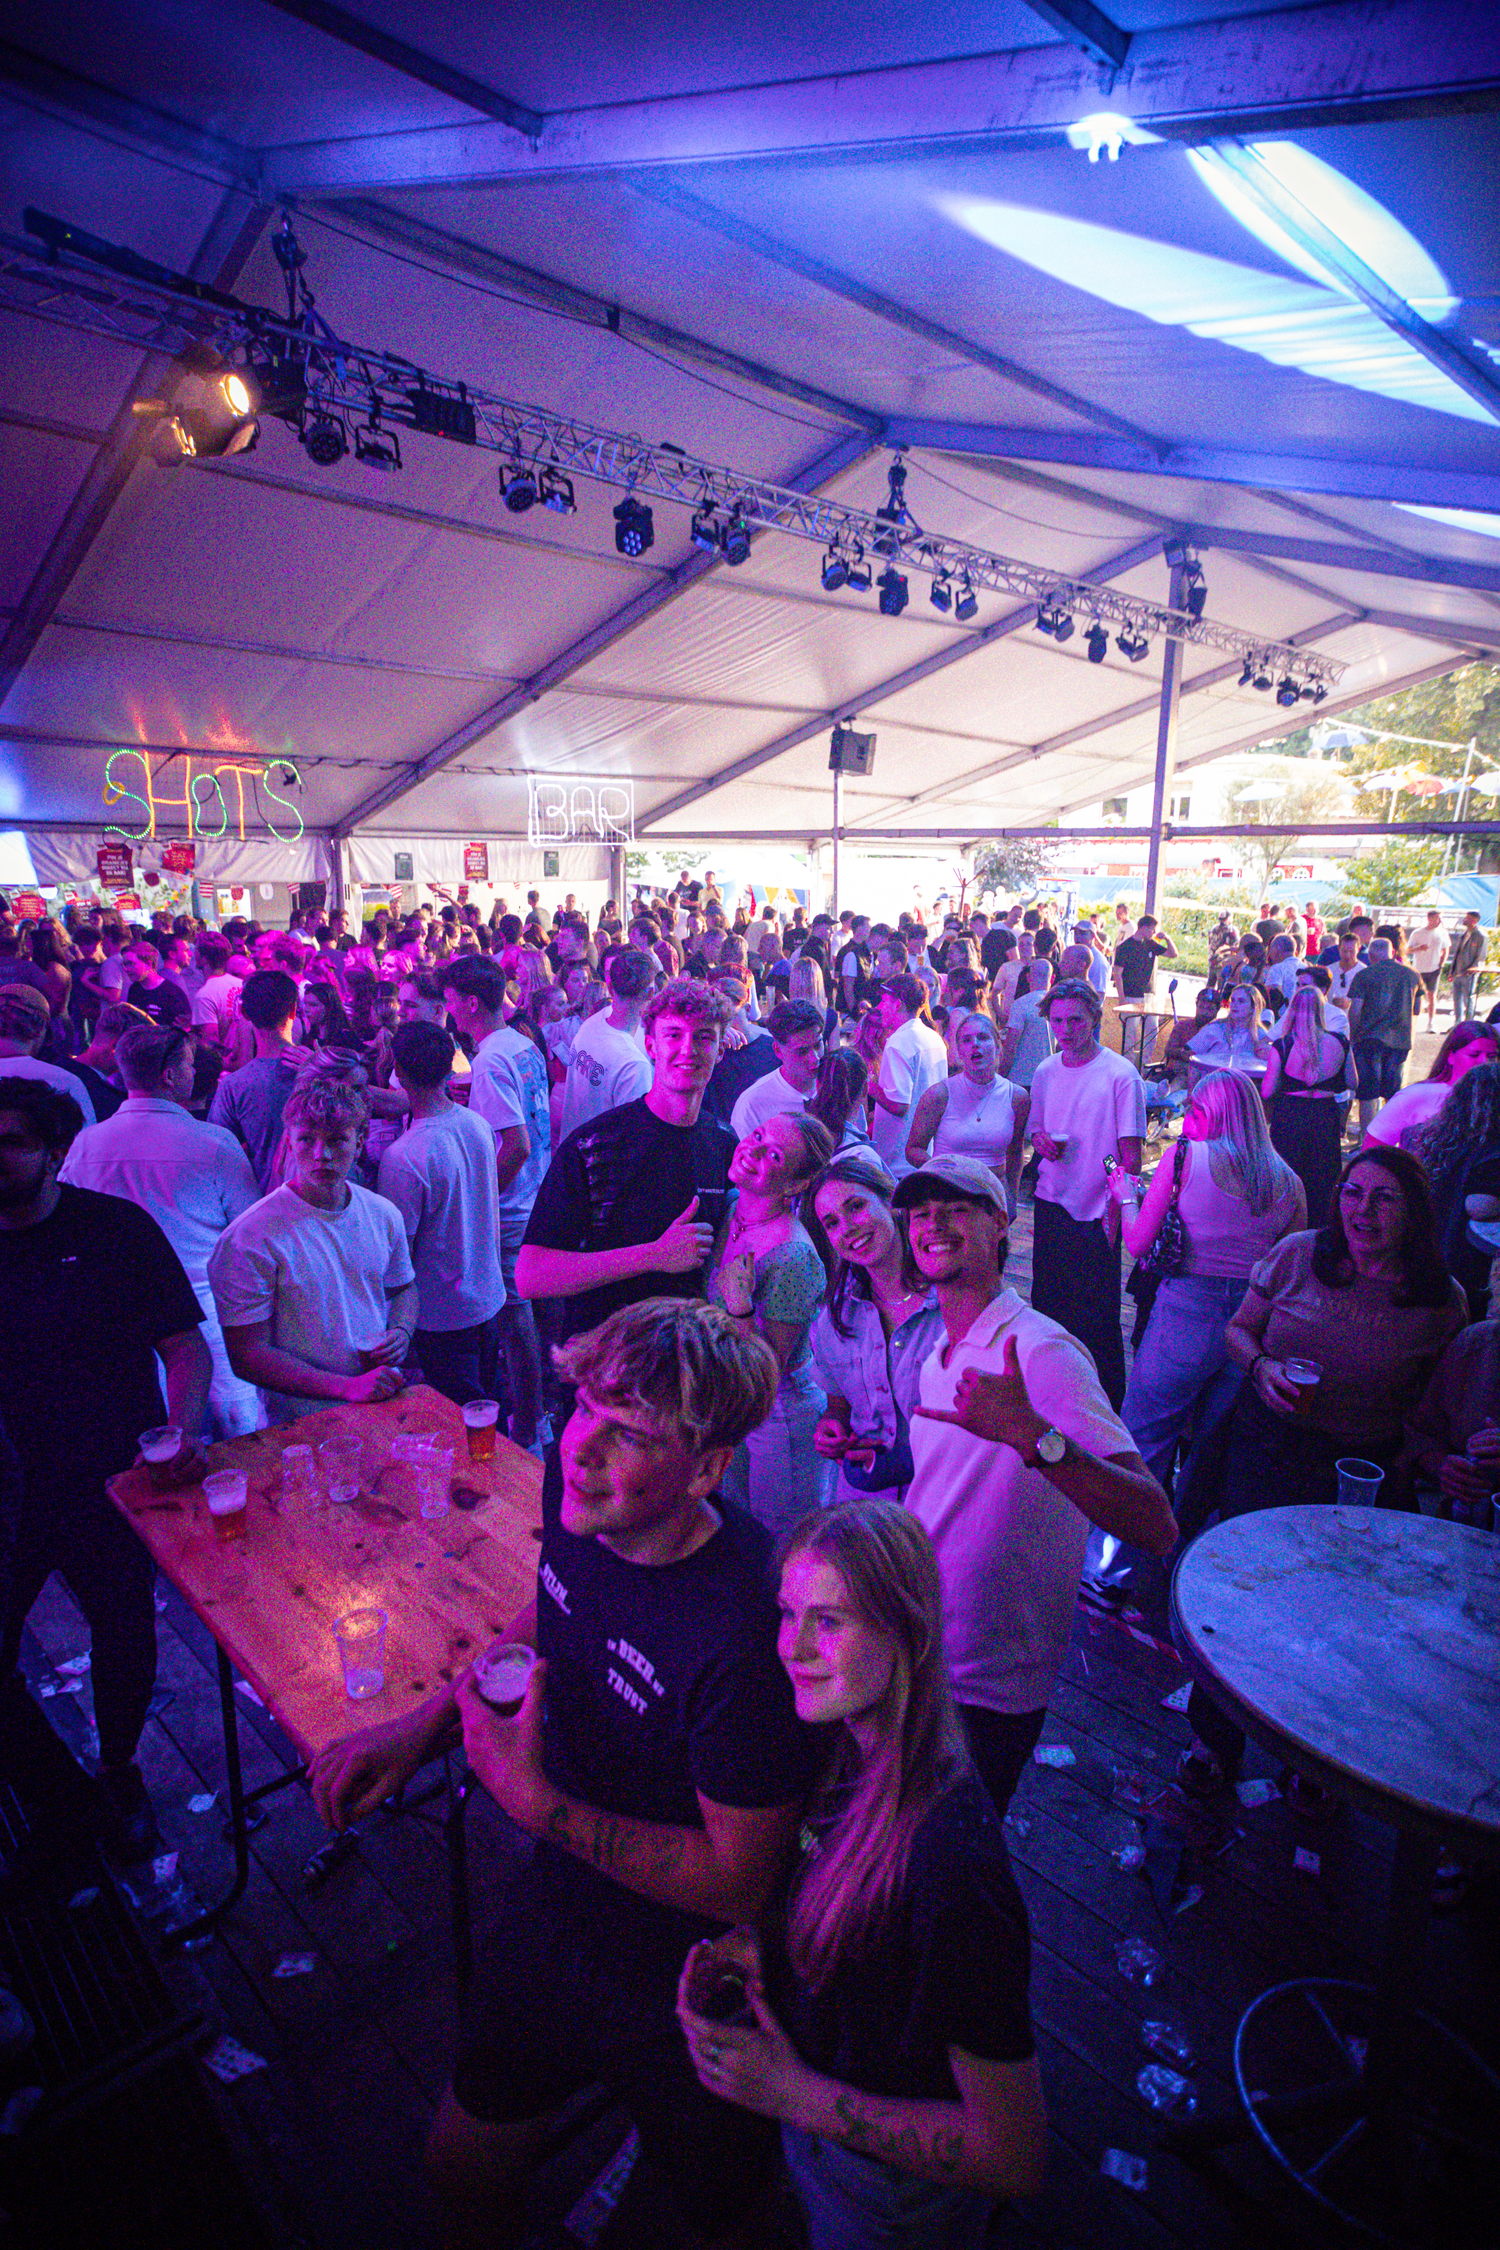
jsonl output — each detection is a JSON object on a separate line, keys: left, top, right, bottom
{"left": 104, "top": 749, "right": 304, "bottom": 843}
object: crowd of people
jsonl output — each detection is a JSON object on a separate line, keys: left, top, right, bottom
{"left": 1, "top": 869, "right": 1497, "bottom": 2249}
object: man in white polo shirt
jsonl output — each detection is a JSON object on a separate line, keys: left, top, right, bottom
{"left": 1407, "top": 909, "right": 1448, "bottom": 1032}
{"left": 728, "top": 999, "right": 824, "bottom": 1139}
{"left": 870, "top": 975, "right": 947, "bottom": 1181}
{"left": 1028, "top": 977, "right": 1145, "bottom": 1409}
{"left": 895, "top": 1156, "right": 1175, "bottom": 1813}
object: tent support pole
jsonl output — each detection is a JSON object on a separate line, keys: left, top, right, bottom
{"left": 1143, "top": 561, "right": 1186, "bottom": 921}
{"left": 832, "top": 764, "right": 843, "bottom": 921}
{"left": 608, "top": 845, "right": 626, "bottom": 910}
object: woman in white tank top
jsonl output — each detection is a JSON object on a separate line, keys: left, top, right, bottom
{"left": 904, "top": 1013, "right": 1028, "bottom": 1217}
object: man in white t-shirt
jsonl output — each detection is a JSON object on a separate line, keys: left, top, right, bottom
{"left": 729, "top": 998, "right": 824, "bottom": 1140}
{"left": 194, "top": 933, "right": 245, "bottom": 1050}
{"left": 1408, "top": 909, "right": 1448, "bottom": 1031}
{"left": 1028, "top": 977, "right": 1145, "bottom": 1409}
{"left": 209, "top": 1077, "right": 417, "bottom": 1426}
{"left": 894, "top": 1155, "right": 1174, "bottom": 1812}
{"left": 1263, "top": 932, "right": 1300, "bottom": 1011}
{"left": 559, "top": 946, "right": 652, "bottom": 1140}
{"left": 870, "top": 977, "right": 948, "bottom": 1181}
{"left": 378, "top": 1021, "right": 506, "bottom": 1406}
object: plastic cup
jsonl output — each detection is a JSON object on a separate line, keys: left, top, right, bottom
{"left": 140, "top": 1425, "right": 183, "bottom": 1491}
{"left": 280, "top": 1443, "right": 316, "bottom": 1503}
{"left": 334, "top": 1608, "right": 387, "bottom": 1700}
{"left": 203, "top": 1468, "right": 248, "bottom": 1541}
{"left": 1336, "top": 1458, "right": 1385, "bottom": 1511}
{"left": 319, "top": 1434, "right": 363, "bottom": 1506}
{"left": 474, "top": 1643, "right": 535, "bottom": 1715}
{"left": 1049, "top": 1133, "right": 1070, "bottom": 1159}
{"left": 1285, "top": 1357, "right": 1323, "bottom": 1414}
{"left": 418, "top": 1443, "right": 455, "bottom": 1521}
{"left": 462, "top": 1400, "right": 500, "bottom": 1461}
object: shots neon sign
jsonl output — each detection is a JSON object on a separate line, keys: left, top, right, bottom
{"left": 104, "top": 749, "right": 305, "bottom": 842}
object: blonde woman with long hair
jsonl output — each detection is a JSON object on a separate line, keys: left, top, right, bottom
{"left": 1261, "top": 983, "right": 1353, "bottom": 1224}
{"left": 677, "top": 1500, "right": 1047, "bottom": 2248}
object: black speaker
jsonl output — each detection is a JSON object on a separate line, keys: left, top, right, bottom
{"left": 829, "top": 726, "right": 877, "bottom": 775}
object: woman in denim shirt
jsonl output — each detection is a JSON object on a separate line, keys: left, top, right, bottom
{"left": 804, "top": 1154, "right": 945, "bottom": 1506}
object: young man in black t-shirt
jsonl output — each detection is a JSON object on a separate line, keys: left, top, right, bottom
{"left": 0, "top": 1077, "right": 210, "bottom": 1858}
{"left": 311, "top": 1299, "right": 815, "bottom": 2243}
{"left": 516, "top": 976, "right": 735, "bottom": 1347}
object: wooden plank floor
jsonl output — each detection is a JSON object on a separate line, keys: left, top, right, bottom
{"left": 18, "top": 1192, "right": 1500, "bottom": 2250}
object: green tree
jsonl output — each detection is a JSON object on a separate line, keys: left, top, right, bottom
{"left": 1279, "top": 661, "right": 1500, "bottom": 869}
{"left": 1225, "top": 769, "right": 1349, "bottom": 896}
{"left": 971, "top": 837, "right": 1059, "bottom": 901}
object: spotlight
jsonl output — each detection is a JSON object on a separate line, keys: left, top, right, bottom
{"left": 877, "top": 567, "right": 909, "bottom": 617}
{"left": 954, "top": 577, "right": 978, "bottom": 623}
{"left": 301, "top": 414, "right": 348, "bottom": 468}
{"left": 1035, "top": 606, "right": 1057, "bottom": 637}
{"left": 1312, "top": 682, "right": 1328, "bottom": 704}
{"left": 152, "top": 350, "right": 260, "bottom": 461}
{"left": 1116, "top": 628, "right": 1150, "bottom": 662}
{"left": 873, "top": 456, "right": 913, "bottom": 557}
{"left": 1086, "top": 623, "right": 1109, "bottom": 664}
{"left": 613, "top": 494, "right": 654, "bottom": 558}
{"left": 721, "top": 511, "right": 751, "bottom": 566}
{"left": 1053, "top": 612, "right": 1076, "bottom": 643}
{"left": 845, "top": 548, "right": 873, "bottom": 594}
{"left": 355, "top": 422, "right": 402, "bottom": 471}
{"left": 930, "top": 574, "right": 953, "bottom": 614}
{"left": 691, "top": 506, "right": 720, "bottom": 554}
{"left": 821, "top": 548, "right": 849, "bottom": 592}
{"left": 1300, "top": 683, "right": 1318, "bottom": 701}
{"left": 501, "top": 461, "right": 538, "bottom": 512}
{"left": 539, "top": 468, "right": 575, "bottom": 515}
{"left": 1238, "top": 656, "right": 1256, "bottom": 688}
{"left": 1276, "top": 677, "right": 1300, "bottom": 707}
{"left": 1254, "top": 667, "right": 1273, "bottom": 692}
{"left": 1184, "top": 561, "right": 1208, "bottom": 620}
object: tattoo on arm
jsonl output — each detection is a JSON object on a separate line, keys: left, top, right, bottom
{"left": 546, "top": 1799, "right": 688, "bottom": 1887}
{"left": 832, "top": 2092, "right": 965, "bottom": 2179}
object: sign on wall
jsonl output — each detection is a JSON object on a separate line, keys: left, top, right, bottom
{"left": 104, "top": 749, "right": 304, "bottom": 843}
{"left": 162, "top": 840, "right": 196, "bottom": 873}
{"left": 527, "top": 775, "right": 634, "bottom": 848}
{"left": 463, "top": 841, "right": 489, "bottom": 882}
{"left": 97, "top": 841, "right": 133, "bottom": 889}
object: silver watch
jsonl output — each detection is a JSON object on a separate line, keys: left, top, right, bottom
{"left": 1032, "top": 1426, "right": 1067, "bottom": 1467}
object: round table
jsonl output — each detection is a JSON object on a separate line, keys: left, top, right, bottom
{"left": 1170, "top": 1505, "right": 1500, "bottom": 2244}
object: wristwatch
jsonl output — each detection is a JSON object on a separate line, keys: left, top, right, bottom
{"left": 1030, "top": 1426, "right": 1068, "bottom": 1467}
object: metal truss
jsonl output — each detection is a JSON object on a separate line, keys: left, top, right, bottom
{"left": 0, "top": 213, "right": 1344, "bottom": 694}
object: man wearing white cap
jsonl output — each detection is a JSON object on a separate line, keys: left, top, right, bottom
{"left": 895, "top": 1155, "right": 1174, "bottom": 1813}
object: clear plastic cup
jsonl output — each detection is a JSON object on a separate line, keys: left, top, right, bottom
{"left": 418, "top": 1443, "right": 455, "bottom": 1521}
{"left": 319, "top": 1434, "right": 363, "bottom": 1506}
{"left": 1336, "top": 1459, "right": 1385, "bottom": 1511}
{"left": 334, "top": 1608, "right": 387, "bottom": 1700}
{"left": 140, "top": 1425, "right": 183, "bottom": 1491}
{"left": 203, "top": 1468, "right": 248, "bottom": 1541}
{"left": 1284, "top": 1357, "right": 1322, "bottom": 1414}
{"left": 462, "top": 1400, "right": 500, "bottom": 1461}
{"left": 280, "top": 1444, "right": 316, "bottom": 1503}
{"left": 474, "top": 1643, "right": 535, "bottom": 1714}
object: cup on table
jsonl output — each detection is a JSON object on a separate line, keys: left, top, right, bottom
{"left": 319, "top": 1433, "right": 363, "bottom": 1506}
{"left": 1284, "top": 1358, "right": 1322, "bottom": 1414}
{"left": 418, "top": 1443, "right": 455, "bottom": 1521}
{"left": 1335, "top": 1458, "right": 1387, "bottom": 1533}
{"left": 203, "top": 1468, "right": 248, "bottom": 1541}
{"left": 280, "top": 1443, "right": 316, "bottom": 1503}
{"left": 334, "top": 1608, "right": 387, "bottom": 1701}
{"left": 473, "top": 1642, "right": 535, "bottom": 1715}
{"left": 462, "top": 1400, "right": 500, "bottom": 1462}
{"left": 139, "top": 1425, "right": 184, "bottom": 1492}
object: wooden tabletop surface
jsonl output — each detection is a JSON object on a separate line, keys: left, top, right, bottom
{"left": 106, "top": 1388, "right": 544, "bottom": 1763}
{"left": 1173, "top": 1505, "right": 1500, "bottom": 1846}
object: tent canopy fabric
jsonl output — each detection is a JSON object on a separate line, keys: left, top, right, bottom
{"left": 1, "top": 5, "right": 1498, "bottom": 857}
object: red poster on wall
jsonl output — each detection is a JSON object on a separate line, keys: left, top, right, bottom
{"left": 12, "top": 893, "right": 45, "bottom": 921}
{"left": 462, "top": 841, "right": 489, "bottom": 882}
{"left": 162, "top": 841, "right": 196, "bottom": 873}
{"left": 97, "top": 841, "right": 133, "bottom": 889}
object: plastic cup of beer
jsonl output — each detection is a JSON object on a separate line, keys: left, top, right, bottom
{"left": 1049, "top": 1132, "right": 1070, "bottom": 1159}
{"left": 281, "top": 1443, "right": 316, "bottom": 1504}
{"left": 462, "top": 1400, "right": 500, "bottom": 1462}
{"left": 474, "top": 1643, "right": 535, "bottom": 1715}
{"left": 1284, "top": 1357, "right": 1322, "bottom": 1413}
{"left": 334, "top": 1608, "right": 387, "bottom": 1701}
{"left": 418, "top": 1443, "right": 455, "bottom": 1521}
{"left": 203, "top": 1468, "right": 248, "bottom": 1541}
{"left": 140, "top": 1425, "right": 183, "bottom": 1491}
{"left": 319, "top": 1433, "right": 363, "bottom": 1506}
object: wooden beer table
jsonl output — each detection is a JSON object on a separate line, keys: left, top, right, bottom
{"left": 106, "top": 1387, "right": 543, "bottom": 1960}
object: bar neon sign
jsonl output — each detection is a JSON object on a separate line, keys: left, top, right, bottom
{"left": 104, "top": 748, "right": 305, "bottom": 842}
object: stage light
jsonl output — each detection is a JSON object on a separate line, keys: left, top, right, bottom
{"left": 1239, "top": 655, "right": 1256, "bottom": 687}
{"left": 1086, "top": 623, "right": 1108, "bottom": 663}
{"left": 691, "top": 506, "right": 720, "bottom": 553}
{"left": 721, "top": 511, "right": 751, "bottom": 566}
{"left": 539, "top": 468, "right": 575, "bottom": 514}
{"left": 501, "top": 461, "right": 538, "bottom": 512}
{"left": 1117, "top": 628, "right": 1150, "bottom": 662}
{"left": 1184, "top": 561, "right": 1208, "bottom": 619}
{"left": 1035, "top": 606, "right": 1057, "bottom": 637}
{"left": 355, "top": 422, "right": 402, "bottom": 471}
{"left": 1311, "top": 682, "right": 1328, "bottom": 704}
{"left": 301, "top": 414, "right": 348, "bottom": 467}
{"left": 1276, "top": 677, "right": 1300, "bottom": 707}
{"left": 873, "top": 456, "right": 913, "bottom": 557}
{"left": 878, "top": 567, "right": 909, "bottom": 616}
{"left": 150, "top": 352, "right": 260, "bottom": 463}
{"left": 1254, "top": 666, "right": 1273, "bottom": 692}
{"left": 845, "top": 548, "right": 873, "bottom": 593}
{"left": 1053, "top": 612, "right": 1076, "bottom": 642}
{"left": 954, "top": 577, "right": 978, "bottom": 622}
{"left": 821, "top": 548, "right": 849, "bottom": 591}
{"left": 930, "top": 574, "right": 953, "bottom": 613}
{"left": 613, "top": 494, "right": 654, "bottom": 557}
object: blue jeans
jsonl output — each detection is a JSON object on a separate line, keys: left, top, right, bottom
{"left": 722, "top": 1370, "right": 833, "bottom": 1541}
{"left": 1453, "top": 973, "right": 1477, "bottom": 1022}
{"left": 783, "top": 2126, "right": 992, "bottom": 2250}
{"left": 1121, "top": 1272, "right": 1250, "bottom": 1504}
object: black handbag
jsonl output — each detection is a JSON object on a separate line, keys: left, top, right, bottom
{"left": 1135, "top": 1140, "right": 1189, "bottom": 1277}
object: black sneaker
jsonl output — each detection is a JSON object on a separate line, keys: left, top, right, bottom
{"left": 95, "top": 1762, "right": 163, "bottom": 1866}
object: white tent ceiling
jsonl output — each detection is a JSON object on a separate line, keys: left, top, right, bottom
{"left": 1, "top": 1, "right": 1498, "bottom": 858}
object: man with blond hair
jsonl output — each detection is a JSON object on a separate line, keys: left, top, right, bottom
{"left": 310, "top": 1297, "right": 814, "bottom": 2247}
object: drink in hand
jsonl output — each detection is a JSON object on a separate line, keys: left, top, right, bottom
{"left": 474, "top": 1644, "right": 535, "bottom": 1715}
{"left": 1284, "top": 1358, "right": 1322, "bottom": 1414}
{"left": 140, "top": 1426, "right": 183, "bottom": 1492}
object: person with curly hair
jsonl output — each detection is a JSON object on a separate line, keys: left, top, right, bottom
{"left": 1413, "top": 1058, "right": 1500, "bottom": 1318}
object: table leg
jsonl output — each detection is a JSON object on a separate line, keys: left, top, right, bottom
{"left": 161, "top": 1644, "right": 251, "bottom": 1952}
{"left": 445, "top": 1753, "right": 473, "bottom": 1995}
{"left": 1365, "top": 1829, "right": 1438, "bottom": 2131}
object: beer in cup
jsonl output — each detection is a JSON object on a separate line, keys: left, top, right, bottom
{"left": 462, "top": 1399, "right": 500, "bottom": 1461}
{"left": 474, "top": 1643, "right": 535, "bottom": 1715}
{"left": 1284, "top": 1358, "right": 1322, "bottom": 1414}
{"left": 204, "top": 1468, "right": 248, "bottom": 1541}
{"left": 140, "top": 1426, "right": 183, "bottom": 1492}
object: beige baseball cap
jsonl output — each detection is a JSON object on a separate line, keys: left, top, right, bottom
{"left": 892, "top": 1155, "right": 1007, "bottom": 1215}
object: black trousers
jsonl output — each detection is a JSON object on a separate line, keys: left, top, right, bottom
{"left": 959, "top": 1704, "right": 1047, "bottom": 1817}
{"left": 411, "top": 1315, "right": 499, "bottom": 1408}
{"left": 1, "top": 1489, "right": 157, "bottom": 1773}
{"left": 1030, "top": 1197, "right": 1127, "bottom": 1410}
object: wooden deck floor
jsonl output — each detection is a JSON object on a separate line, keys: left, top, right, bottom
{"left": 17, "top": 1191, "right": 1500, "bottom": 2250}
